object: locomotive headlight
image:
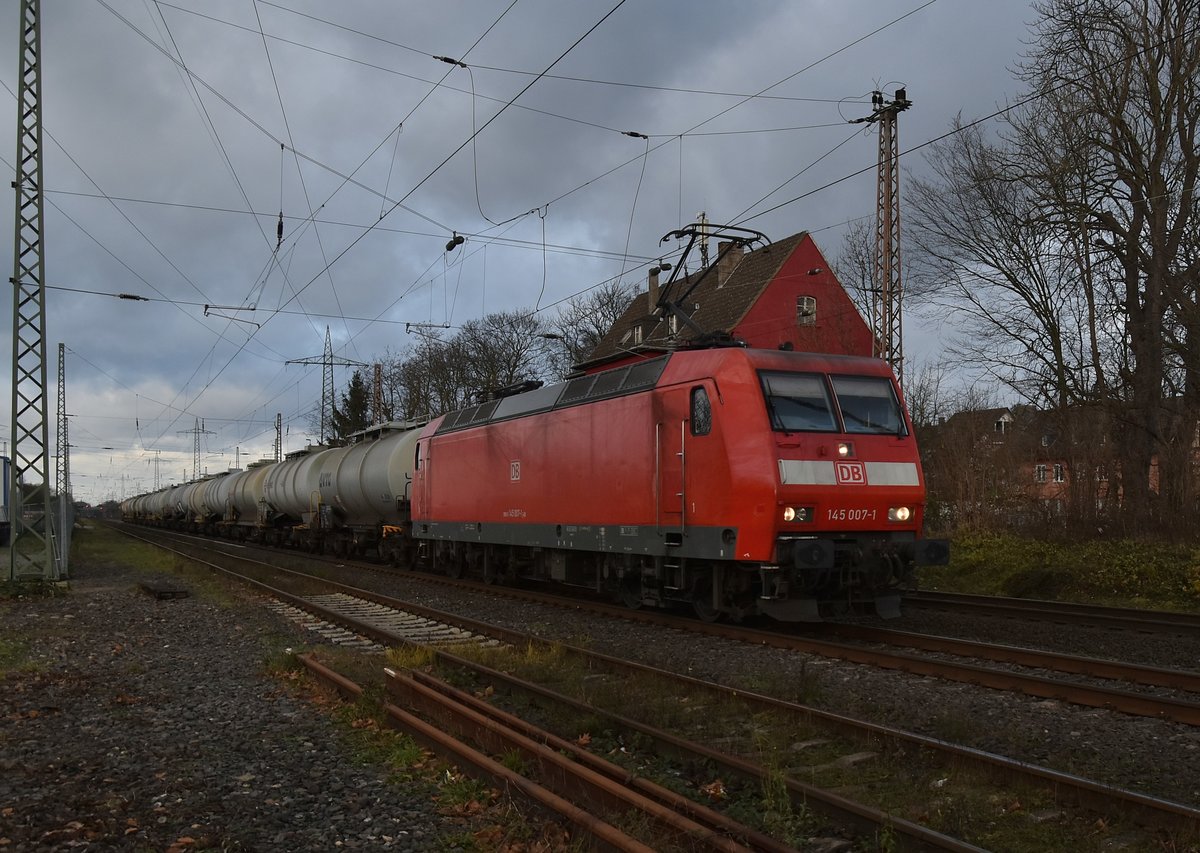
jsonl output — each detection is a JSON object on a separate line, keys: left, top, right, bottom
{"left": 837, "top": 441, "right": 854, "bottom": 458}
{"left": 782, "top": 506, "right": 812, "bottom": 523}
{"left": 888, "top": 506, "right": 912, "bottom": 522}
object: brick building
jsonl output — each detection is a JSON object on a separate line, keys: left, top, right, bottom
{"left": 578, "top": 231, "right": 872, "bottom": 372}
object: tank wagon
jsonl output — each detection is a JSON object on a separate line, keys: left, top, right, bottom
{"left": 123, "top": 348, "right": 947, "bottom": 620}
{"left": 121, "top": 422, "right": 421, "bottom": 563}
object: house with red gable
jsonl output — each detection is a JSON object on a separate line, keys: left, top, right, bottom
{"left": 577, "top": 230, "right": 873, "bottom": 372}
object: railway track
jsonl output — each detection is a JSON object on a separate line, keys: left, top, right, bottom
{"left": 116, "top": 524, "right": 1200, "bottom": 848}
{"left": 123, "top": 525, "right": 1200, "bottom": 725}
{"left": 907, "top": 589, "right": 1200, "bottom": 635}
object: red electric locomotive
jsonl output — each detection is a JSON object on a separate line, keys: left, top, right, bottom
{"left": 411, "top": 345, "right": 947, "bottom": 621}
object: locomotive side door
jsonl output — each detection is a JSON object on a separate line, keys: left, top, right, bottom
{"left": 655, "top": 387, "right": 690, "bottom": 543}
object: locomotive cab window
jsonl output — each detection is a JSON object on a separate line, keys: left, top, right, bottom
{"left": 759, "top": 372, "right": 837, "bottom": 432}
{"left": 690, "top": 386, "right": 712, "bottom": 436}
{"left": 831, "top": 375, "right": 906, "bottom": 435}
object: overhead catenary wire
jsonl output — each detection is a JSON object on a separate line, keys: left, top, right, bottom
{"left": 55, "top": 0, "right": 992, "bottom": 501}
{"left": 733, "top": 16, "right": 1200, "bottom": 227}
{"left": 245, "top": 0, "right": 869, "bottom": 104}
{"left": 253, "top": 0, "right": 361, "bottom": 355}
{"left": 37, "top": 189, "right": 659, "bottom": 262}
{"left": 67, "top": 0, "right": 531, "bottom": 475}
{"left": 262, "top": 0, "right": 632, "bottom": 325}
{"left": 42, "top": 0, "right": 936, "bottom": 472}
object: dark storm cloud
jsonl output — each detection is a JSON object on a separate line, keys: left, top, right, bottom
{"left": 0, "top": 0, "right": 1029, "bottom": 501}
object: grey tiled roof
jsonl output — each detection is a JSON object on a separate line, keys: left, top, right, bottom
{"left": 582, "top": 231, "right": 809, "bottom": 368}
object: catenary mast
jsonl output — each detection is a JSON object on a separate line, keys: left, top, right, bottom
{"left": 9, "top": 0, "right": 57, "bottom": 580}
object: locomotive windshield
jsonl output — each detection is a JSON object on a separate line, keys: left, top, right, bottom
{"left": 831, "top": 375, "right": 906, "bottom": 435}
{"left": 760, "top": 371, "right": 906, "bottom": 435}
{"left": 760, "top": 372, "right": 837, "bottom": 431}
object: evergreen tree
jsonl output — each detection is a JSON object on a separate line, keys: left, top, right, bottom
{"left": 330, "top": 370, "right": 372, "bottom": 442}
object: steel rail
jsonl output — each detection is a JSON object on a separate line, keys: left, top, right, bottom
{"left": 125, "top": 526, "right": 1200, "bottom": 725}
{"left": 117, "top": 525, "right": 1200, "bottom": 837}
{"left": 296, "top": 654, "right": 656, "bottom": 853}
{"left": 389, "top": 664, "right": 984, "bottom": 853}
{"left": 111, "top": 529, "right": 994, "bottom": 848}
{"left": 907, "top": 590, "right": 1200, "bottom": 636}
{"left": 828, "top": 623, "right": 1200, "bottom": 692}
{"left": 393, "top": 668, "right": 798, "bottom": 853}
{"left": 383, "top": 668, "right": 766, "bottom": 852}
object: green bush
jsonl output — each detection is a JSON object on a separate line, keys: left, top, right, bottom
{"left": 918, "top": 531, "right": 1200, "bottom": 610}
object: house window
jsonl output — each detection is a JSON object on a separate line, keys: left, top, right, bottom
{"left": 690, "top": 387, "right": 712, "bottom": 436}
{"left": 632, "top": 325, "right": 643, "bottom": 344}
{"left": 797, "top": 296, "right": 817, "bottom": 326}
{"left": 995, "top": 419, "right": 1007, "bottom": 435}
{"left": 667, "top": 315, "right": 678, "bottom": 335}
{"left": 1035, "top": 464, "right": 1047, "bottom": 483}
{"left": 1053, "top": 463, "right": 1065, "bottom": 483}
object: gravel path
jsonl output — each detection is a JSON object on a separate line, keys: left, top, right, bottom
{"left": 0, "top": 544, "right": 490, "bottom": 852}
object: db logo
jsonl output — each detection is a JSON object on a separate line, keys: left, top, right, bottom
{"left": 510, "top": 460, "right": 521, "bottom": 481}
{"left": 835, "top": 461, "right": 866, "bottom": 485}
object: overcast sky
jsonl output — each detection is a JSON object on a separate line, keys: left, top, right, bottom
{"left": 0, "top": 0, "right": 1034, "bottom": 504}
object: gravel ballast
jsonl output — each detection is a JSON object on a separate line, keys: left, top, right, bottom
{"left": 9, "top": 523, "right": 1198, "bottom": 850}
{"left": 0, "top": 543, "right": 485, "bottom": 851}
{"left": 318, "top": 559, "right": 1200, "bottom": 810}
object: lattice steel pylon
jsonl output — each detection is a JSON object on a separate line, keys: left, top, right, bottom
{"left": 55, "top": 343, "right": 69, "bottom": 499}
{"left": 873, "top": 89, "right": 910, "bottom": 386}
{"left": 853, "top": 88, "right": 911, "bottom": 387}
{"left": 9, "top": 0, "right": 56, "bottom": 581}
{"left": 178, "top": 418, "right": 215, "bottom": 481}
{"left": 286, "top": 327, "right": 364, "bottom": 444}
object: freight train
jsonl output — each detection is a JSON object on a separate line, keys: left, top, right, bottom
{"left": 121, "top": 346, "right": 947, "bottom": 621}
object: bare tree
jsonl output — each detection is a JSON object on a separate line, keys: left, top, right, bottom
{"left": 908, "top": 118, "right": 1116, "bottom": 411}
{"left": 458, "top": 310, "right": 554, "bottom": 396}
{"left": 547, "top": 279, "right": 638, "bottom": 376}
{"left": 374, "top": 310, "right": 554, "bottom": 422}
{"left": 909, "top": 0, "right": 1200, "bottom": 529}
{"left": 832, "top": 218, "right": 874, "bottom": 323}
{"left": 1017, "top": 0, "right": 1200, "bottom": 525}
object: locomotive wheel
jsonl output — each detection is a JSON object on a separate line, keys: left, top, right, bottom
{"left": 691, "top": 572, "right": 722, "bottom": 623}
{"left": 619, "top": 575, "right": 642, "bottom": 609}
{"left": 481, "top": 549, "right": 498, "bottom": 585}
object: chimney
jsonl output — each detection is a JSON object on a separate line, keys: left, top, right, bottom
{"left": 648, "top": 267, "right": 659, "bottom": 307}
{"left": 716, "top": 241, "right": 744, "bottom": 286}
